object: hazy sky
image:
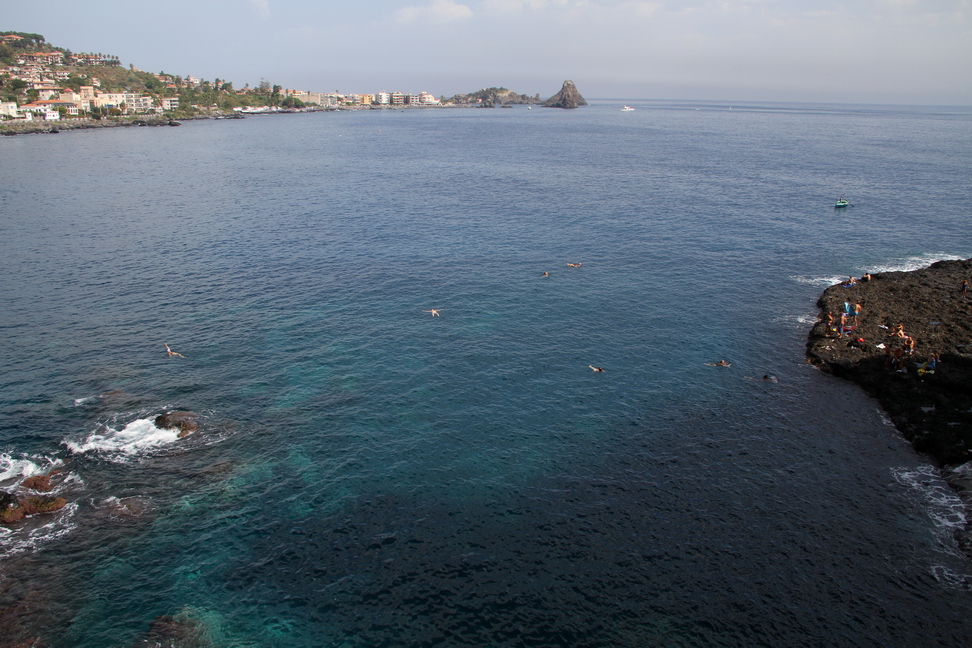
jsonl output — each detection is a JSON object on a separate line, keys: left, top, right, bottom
{"left": 6, "top": 0, "right": 971, "bottom": 104}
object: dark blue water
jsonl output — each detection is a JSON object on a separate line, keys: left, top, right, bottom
{"left": 2, "top": 102, "right": 972, "bottom": 647}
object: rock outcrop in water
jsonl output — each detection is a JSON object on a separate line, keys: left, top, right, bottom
{"left": 0, "top": 492, "right": 67, "bottom": 524}
{"left": 542, "top": 80, "right": 588, "bottom": 109}
{"left": 806, "top": 259, "right": 972, "bottom": 466}
{"left": 155, "top": 411, "right": 199, "bottom": 438}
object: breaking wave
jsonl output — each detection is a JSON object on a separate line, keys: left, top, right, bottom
{"left": 62, "top": 417, "right": 182, "bottom": 462}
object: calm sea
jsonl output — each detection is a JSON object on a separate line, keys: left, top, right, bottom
{"left": 2, "top": 101, "right": 972, "bottom": 647}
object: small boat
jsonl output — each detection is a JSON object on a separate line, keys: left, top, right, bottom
{"left": 835, "top": 197, "right": 849, "bottom": 208}
{"left": 621, "top": 105, "right": 634, "bottom": 112}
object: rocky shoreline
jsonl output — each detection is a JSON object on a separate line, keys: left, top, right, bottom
{"left": 0, "top": 116, "right": 198, "bottom": 136}
{"left": 806, "top": 258, "right": 972, "bottom": 550}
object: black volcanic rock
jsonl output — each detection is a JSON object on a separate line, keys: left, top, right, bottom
{"left": 806, "top": 259, "right": 972, "bottom": 465}
{"left": 542, "top": 80, "right": 588, "bottom": 109}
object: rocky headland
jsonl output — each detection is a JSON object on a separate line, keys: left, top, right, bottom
{"left": 806, "top": 259, "right": 972, "bottom": 548}
{"left": 806, "top": 258, "right": 972, "bottom": 464}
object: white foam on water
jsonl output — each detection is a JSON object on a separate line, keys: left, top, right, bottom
{"left": 0, "top": 502, "right": 79, "bottom": 559}
{"left": 62, "top": 417, "right": 181, "bottom": 462}
{"left": 73, "top": 395, "right": 98, "bottom": 407}
{"left": 876, "top": 409, "right": 895, "bottom": 427}
{"left": 790, "top": 274, "right": 846, "bottom": 287}
{"left": 892, "top": 465, "right": 968, "bottom": 559}
{"left": 864, "top": 253, "right": 964, "bottom": 275}
{"left": 929, "top": 565, "right": 972, "bottom": 589}
{"left": 0, "top": 453, "right": 62, "bottom": 486}
{"left": 771, "top": 310, "right": 820, "bottom": 326}
{"left": 789, "top": 254, "right": 965, "bottom": 290}
{"left": 950, "top": 461, "right": 972, "bottom": 479}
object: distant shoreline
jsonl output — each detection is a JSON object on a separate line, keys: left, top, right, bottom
{"left": 0, "top": 104, "right": 520, "bottom": 136}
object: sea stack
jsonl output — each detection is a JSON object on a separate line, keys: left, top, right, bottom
{"left": 542, "top": 80, "right": 588, "bottom": 109}
{"left": 805, "top": 258, "right": 972, "bottom": 466}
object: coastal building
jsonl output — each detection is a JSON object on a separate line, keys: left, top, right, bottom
{"left": 418, "top": 92, "right": 439, "bottom": 105}
{"left": 390, "top": 92, "right": 406, "bottom": 106}
{"left": 69, "top": 53, "right": 118, "bottom": 66}
{"left": 294, "top": 93, "right": 326, "bottom": 106}
{"left": 160, "top": 97, "right": 179, "bottom": 111}
{"left": 375, "top": 92, "right": 390, "bottom": 105}
{"left": 95, "top": 92, "right": 155, "bottom": 114}
{"left": 30, "top": 85, "right": 63, "bottom": 101}
{"left": 57, "top": 90, "right": 81, "bottom": 105}
{"left": 16, "top": 52, "right": 63, "bottom": 66}
{"left": 0, "top": 101, "right": 18, "bottom": 118}
{"left": 406, "top": 94, "right": 420, "bottom": 105}
{"left": 19, "top": 102, "right": 64, "bottom": 119}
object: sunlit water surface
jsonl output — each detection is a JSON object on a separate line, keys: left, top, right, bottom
{"left": 2, "top": 101, "right": 972, "bottom": 647}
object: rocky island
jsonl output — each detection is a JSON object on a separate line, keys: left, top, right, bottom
{"left": 541, "top": 80, "right": 588, "bottom": 109}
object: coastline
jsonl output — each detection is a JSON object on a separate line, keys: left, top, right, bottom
{"left": 806, "top": 258, "right": 972, "bottom": 551}
{"left": 0, "top": 115, "right": 200, "bottom": 136}
{"left": 0, "top": 103, "right": 549, "bottom": 137}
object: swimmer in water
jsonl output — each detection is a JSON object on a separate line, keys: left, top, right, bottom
{"left": 589, "top": 365, "right": 605, "bottom": 372}
{"left": 567, "top": 262, "right": 582, "bottom": 268}
{"left": 542, "top": 272, "right": 549, "bottom": 277}
{"left": 423, "top": 309, "right": 441, "bottom": 317}
{"left": 705, "top": 360, "right": 731, "bottom": 367}
{"left": 165, "top": 344, "right": 184, "bottom": 358}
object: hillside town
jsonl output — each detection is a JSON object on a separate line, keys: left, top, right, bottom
{"left": 0, "top": 31, "right": 448, "bottom": 124}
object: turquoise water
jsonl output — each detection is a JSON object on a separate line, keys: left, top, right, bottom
{"left": 2, "top": 102, "right": 972, "bottom": 647}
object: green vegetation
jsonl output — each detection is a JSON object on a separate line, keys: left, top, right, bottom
{"left": 0, "top": 32, "right": 46, "bottom": 66}
{"left": 0, "top": 32, "right": 305, "bottom": 117}
{"left": 448, "top": 87, "right": 541, "bottom": 105}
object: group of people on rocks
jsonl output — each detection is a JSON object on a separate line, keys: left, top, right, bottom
{"left": 822, "top": 273, "right": 964, "bottom": 378}
{"left": 883, "top": 323, "right": 918, "bottom": 373}
{"left": 823, "top": 301, "right": 862, "bottom": 339}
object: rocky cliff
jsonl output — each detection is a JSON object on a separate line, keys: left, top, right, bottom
{"left": 542, "top": 80, "right": 588, "bottom": 109}
{"left": 806, "top": 259, "right": 972, "bottom": 466}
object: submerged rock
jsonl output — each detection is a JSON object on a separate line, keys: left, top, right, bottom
{"left": 542, "top": 80, "right": 588, "bottom": 109}
{"left": 131, "top": 612, "right": 208, "bottom": 648}
{"left": 806, "top": 258, "right": 972, "bottom": 465}
{"left": 155, "top": 411, "right": 199, "bottom": 438}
